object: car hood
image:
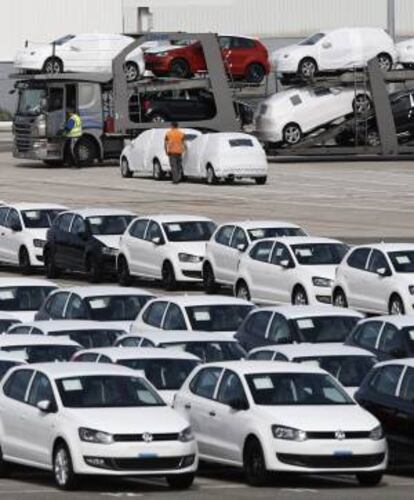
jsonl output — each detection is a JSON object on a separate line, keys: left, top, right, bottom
{"left": 93, "top": 235, "right": 122, "bottom": 249}
{"left": 394, "top": 272, "right": 414, "bottom": 284}
{"left": 258, "top": 404, "right": 378, "bottom": 432}
{"left": 15, "top": 44, "right": 51, "bottom": 59}
{"left": 170, "top": 241, "right": 207, "bottom": 258}
{"left": 65, "top": 405, "right": 189, "bottom": 434}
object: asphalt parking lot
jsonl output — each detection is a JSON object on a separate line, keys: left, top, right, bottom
{"left": 0, "top": 150, "right": 414, "bottom": 498}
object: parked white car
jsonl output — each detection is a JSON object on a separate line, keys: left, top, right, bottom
{"left": 117, "top": 215, "right": 216, "bottom": 290}
{"left": 0, "top": 363, "right": 197, "bottom": 489}
{"left": 13, "top": 33, "right": 162, "bottom": 81}
{"left": 7, "top": 320, "right": 128, "bottom": 348}
{"left": 271, "top": 27, "right": 397, "bottom": 78}
{"left": 254, "top": 86, "right": 371, "bottom": 145}
{"left": 0, "top": 334, "right": 81, "bottom": 362}
{"left": 72, "top": 347, "right": 200, "bottom": 405}
{"left": 247, "top": 344, "right": 376, "bottom": 396}
{"left": 0, "top": 203, "right": 66, "bottom": 272}
{"left": 132, "top": 295, "right": 255, "bottom": 338}
{"left": 234, "top": 237, "right": 348, "bottom": 306}
{"left": 203, "top": 220, "right": 308, "bottom": 292}
{"left": 182, "top": 133, "right": 268, "bottom": 185}
{"left": 120, "top": 128, "right": 202, "bottom": 179}
{"left": 174, "top": 361, "right": 386, "bottom": 486}
{"left": 396, "top": 38, "right": 414, "bottom": 69}
{"left": 0, "top": 278, "right": 58, "bottom": 322}
{"left": 332, "top": 243, "right": 414, "bottom": 315}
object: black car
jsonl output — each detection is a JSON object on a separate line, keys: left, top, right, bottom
{"left": 355, "top": 360, "right": 414, "bottom": 465}
{"left": 43, "top": 209, "right": 135, "bottom": 282}
{"left": 235, "top": 306, "right": 362, "bottom": 352}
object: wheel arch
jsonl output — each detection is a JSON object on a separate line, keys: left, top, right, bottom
{"left": 79, "top": 133, "right": 103, "bottom": 162}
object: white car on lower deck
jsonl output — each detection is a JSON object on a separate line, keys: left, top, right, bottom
{"left": 0, "top": 363, "right": 197, "bottom": 489}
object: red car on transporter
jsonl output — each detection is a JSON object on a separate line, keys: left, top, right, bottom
{"left": 144, "top": 35, "right": 270, "bottom": 83}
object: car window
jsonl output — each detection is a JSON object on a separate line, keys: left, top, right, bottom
{"left": 0, "top": 207, "right": 9, "bottom": 226}
{"left": 56, "top": 213, "right": 73, "bottom": 232}
{"left": 98, "top": 355, "right": 112, "bottom": 364}
{"left": 65, "top": 294, "right": 88, "bottom": 320}
{"left": 129, "top": 219, "right": 148, "bottom": 239}
{"left": 379, "top": 323, "right": 404, "bottom": 355}
{"left": 267, "top": 314, "right": 292, "bottom": 344}
{"left": 367, "top": 250, "right": 390, "bottom": 274}
{"left": 47, "top": 292, "right": 70, "bottom": 319}
{"left": 189, "top": 367, "right": 222, "bottom": 399}
{"left": 399, "top": 367, "right": 414, "bottom": 402}
{"left": 3, "top": 369, "right": 34, "bottom": 402}
{"left": 141, "top": 338, "right": 155, "bottom": 347}
{"left": 5, "top": 209, "right": 22, "bottom": 231}
{"left": 271, "top": 242, "right": 293, "bottom": 266}
{"left": 74, "top": 353, "right": 99, "bottom": 362}
{"left": 243, "top": 311, "right": 272, "bottom": 338}
{"left": 231, "top": 37, "right": 255, "bottom": 49}
{"left": 9, "top": 326, "right": 32, "bottom": 334}
{"left": 230, "top": 227, "right": 248, "bottom": 250}
{"left": 70, "top": 215, "right": 86, "bottom": 236}
{"left": 27, "top": 372, "right": 55, "bottom": 406}
{"left": 370, "top": 365, "right": 403, "bottom": 397}
{"left": 217, "top": 370, "right": 248, "bottom": 406}
{"left": 353, "top": 321, "right": 383, "bottom": 350}
{"left": 163, "top": 303, "right": 187, "bottom": 330}
{"left": 218, "top": 36, "right": 231, "bottom": 49}
{"left": 249, "top": 240, "right": 273, "bottom": 262}
{"left": 347, "top": 248, "right": 371, "bottom": 270}
{"left": 215, "top": 225, "right": 234, "bottom": 246}
{"left": 248, "top": 350, "right": 274, "bottom": 360}
{"left": 145, "top": 221, "right": 163, "bottom": 242}
{"left": 118, "top": 337, "right": 142, "bottom": 347}
{"left": 142, "top": 301, "right": 168, "bottom": 328}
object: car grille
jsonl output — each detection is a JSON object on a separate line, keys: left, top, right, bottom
{"left": 113, "top": 433, "right": 179, "bottom": 442}
{"left": 277, "top": 453, "right": 385, "bottom": 469}
{"left": 85, "top": 455, "right": 195, "bottom": 471}
{"left": 306, "top": 431, "right": 371, "bottom": 439}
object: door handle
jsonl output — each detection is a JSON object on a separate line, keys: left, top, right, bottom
{"left": 184, "top": 403, "right": 191, "bottom": 410}
{"left": 209, "top": 411, "right": 216, "bottom": 417}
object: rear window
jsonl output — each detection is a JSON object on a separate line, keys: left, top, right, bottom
{"left": 229, "top": 139, "right": 254, "bottom": 148}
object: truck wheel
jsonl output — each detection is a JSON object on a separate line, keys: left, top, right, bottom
{"left": 125, "top": 61, "right": 139, "bottom": 82}
{"left": 245, "top": 63, "right": 266, "bottom": 84}
{"left": 43, "top": 57, "right": 63, "bottom": 74}
{"left": 121, "top": 157, "right": 132, "bottom": 178}
{"left": 74, "top": 137, "right": 98, "bottom": 167}
{"left": 170, "top": 59, "right": 191, "bottom": 78}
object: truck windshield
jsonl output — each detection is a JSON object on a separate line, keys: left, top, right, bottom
{"left": 17, "top": 89, "right": 46, "bottom": 116}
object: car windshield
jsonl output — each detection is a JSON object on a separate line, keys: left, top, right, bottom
{"left": 0, "top": 286, "right": 56, "bottom": 311}
{"left": 294, "top": 316, "right": 360, "bottom": 343}
{"left": 388, "top": 251, "right": 414, "bottom": 273}
{"left": 185, "top": 305, "right": 253, "bottom": 332}
{"left": 296, "top": 356, "right": 377, "bottom": 387}
{"left": 299, "top": 33, "right": 325, "bottom": 46}
{"left": 246, "top": 372, "right": 354, "bottom": 405}
{"left": 3, "top": 345, "right": 78, "bottom": 362}
{"left": 17, "top": 88, "right": 47, "bottom": 116}
{"left": 87, "top": 215, "right": 134, "bottom": 235}
{"left": 49, "top": 330, "right": 125, "bottom": 348}
{"left": 85, "top": 295, "right": 153, "bottom": 322}
{"left": 161, "top": 341, "right": 246, "bottom": 363}
{"left": 118, "top": 358, "right": 199, "bottom": 390}
{"left": 52, "top": 34, "right": 75, "bottom": 45}
{"left": 248, "top": 227, "right": 306, "bottom": 241}
{"left": 292, "top": 243, "right": 347, "bottom": 265}
{"left": 56, "top": 375, "right": 165, "bottom": 408}
{"left": 22, "top": 209, "right": 62, "bottom": 229}
{"left": 0, "top": 319, "right": 20, "bottom": 333}
{"left": 162, "top": 221, "right": 216, "bottom": 242}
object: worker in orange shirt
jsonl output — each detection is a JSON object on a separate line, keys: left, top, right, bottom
{"left": 165, "top": 122, "right": 186, "bottom": 184}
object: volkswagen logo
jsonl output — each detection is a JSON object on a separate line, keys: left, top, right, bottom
{"left": 142, "top": 432, "right": 153, "bottom": 443}
{"left": 335, "top": 430, "right": 346, "bottom": 440}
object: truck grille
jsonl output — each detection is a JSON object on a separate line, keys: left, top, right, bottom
{"left": 14, "top": 118, "right": 35, "bottom": 152}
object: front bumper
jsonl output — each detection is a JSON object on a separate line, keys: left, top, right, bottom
{"left": 13, "top": 139, "right": 62, "bottom": 161}
{"left": 214, "top": 166, "right": 267, "bottom": 178}
{"left": 175, "top": 262, "right": 203, "bottom": 282}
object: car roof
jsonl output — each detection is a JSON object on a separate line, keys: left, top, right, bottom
{"left": 136, "top": 214, "right": 214, "bottom": 224}
{"left": 148, "top": 294, "right": 253, "bottom": 307}
{"left": 251, "top": 305, "right": 363, "bottom": 319}
{"left": 0, "top": 351, "right": 27, "bottom": 362}
{"left": 250, "top": 343, "right": 374, "bottom": 359}
{"left": 2, "top": 203, "right": 67, "bottom": 211}
{"left": 218, "top": 220, "right": 302, "bottom": 230}
{"left": 25, "top": 361, "right": 137, "bottom": 379}
{"left": 62, "top": 208, "right": 135, "bottom": 218}
{"left": 0, "top": 278, "right": 57, "bottom": 287}
{"left": 255, "top": 236, "right": 343, "bottom": 246}
{"left": 0, "top": 335, "right": 80, "bottom": 347}
{"left": 51, "top": 286, "right": 153, "bottom": 298}
{"left": 9, "top": 320, "right": 129, "bottom": 333}
{"left": 201, "top": 360, "right": 327, "bottom": 375}
{"left": 375, "top": 358, "right": 414, "bottom": 370}
{"left": 203, "top": 132, "right": 257, "bottom": 141}
{"left": 0, "top": 312, "right": 22, "bottom": 321}
{"left": 77, "top": 347, "right": 200, "bottom": 361}
{"left": 351, "top": 242, "right": 414, "bottom": 252}
{"left": 219, "top": 34, "right": 258, "bottom": 40}
{"left": 118, "top": 331, "right": 240, "bottom": 344}
{"left": 358, "top": 315, "right": 414, "bottom": 329}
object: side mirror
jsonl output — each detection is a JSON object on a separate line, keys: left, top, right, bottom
{"left": 280, "top": 259, "right": 293, "bottom": 269}
{"left": 151, "top": 236, "right": 163, "bottom": 245}
{"left": 37, "top": 400, "right": 55, "bottom": 413}
{"left": 377, "top": 267, "right": 391, "bottom": 277}
{"left": 10, "top": 221, "right": 22, "bottom": 232}
{"left": 229, "top": 398, "right": 249, "bottom": 411}
{"left": 322, "top": 41, "right": 332, "bottom": 49}
{"left": 237, "top": 243, "right": 247, "bottom": 252}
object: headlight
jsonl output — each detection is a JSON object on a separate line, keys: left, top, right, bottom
{"left": 33, "top": 239, "right": 46, "bottom": 248}
{"left": 312, "top": 277, "right": 333, "bottom": 288}
{"left": 409, "top": 285, "right": 414, "bottom": 295}
{"left": 272, "top": 425, "right": 307, "bottom": 441}
{"left": 101, "top": 247, "right": 118, "bottom": 257}
{"left": 178, "top": 426, "right": 194, "bottom": 442}
{"left": 369, "top": 425, "right": 384, "bottom": 441}
{"left": 178, "top": 253, "right": 203, "bottom": 263}
{"left": 79, "top": 427, "right": 114, "bottom": 444}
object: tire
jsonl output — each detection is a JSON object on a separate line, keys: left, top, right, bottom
{"left": 74, "top": 136, "right": 98, "bottom": 167}
{"left": 118, "top": 256, "right": 132, "bottom": 287}
{"left": 255, "top": 176, "right": 267, "bottom": 185}
{"left": 292, "top": 286, "right": 308, "bottom": 305}
{"left": 243, "top": 438, "right": 269, "bottom": 487}
{"left": 150, "top": 113, "right": 168, "bottom": 123}
{"left": 0, "top": 447, "right": 11, "bottom": 478}
{"left": 53, "top": 443, "right": 78, "bottom": 491}
{"left": 377, "top": 53, "right": 392, "bottom": 72}
{"left": 333, "top": 288, "right": 348, "bottom": 308}
{"left": 170, "top": 58, "right": 191, "bottom": 78}
{"left": 166, "top": 473, "right": 195, "bottom": 490}
{"left": 43, "top": 160, "right": 64, "bottom": 167}
{"left": 43, "top": 57, "right": 63, "bottom": 74}
{"left": 206, "top": 165, "right": 217, "bottom": 185}
{"left": 283, "top": 123, "right": 302, "bottom": 145}
{"left": 19, "top": 247, "right": 32, "bottom": 275}
{"left": 162, "top": 261, "right": 177, "bottom": 291}
{"left": 44, "top": 250, "right": 60, "bottom": 279}
{"left": 298, "top": 57, "right": 317, "bottom": 79}
{"left": 153, "top": 159, "right": 165, "bottom": 180}
{"left": 389, "top": 294, "right": 405, "bottom": 315}
{"left": 353, "top": 94, "right": 372, "bottom": 115}
{"left": 125, "top": 61, "right": 139, "bottom": 82}
{"left": 203, "top": 262, "right": 218, "bottom": 294}
{"left": 236, "top": 280, "right": 251, "bottom": 301}
{"left": 356, "top": 471, "right": 383, "bottom": 487}
{"left": 245, "top": 62, "right": 266, "bottom": 84}
{"left": 120, "top": 157, "right": 132, "bottom": 178}
{"left": 87, "top": 255, "right": 102, "bottom": 284}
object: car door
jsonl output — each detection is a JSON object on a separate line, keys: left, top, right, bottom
{"left": 140, "top": 220, "right": 165, "bottom": 278}
{"left": 268, "top": 242, "right": 296, "bottom": 304}
{"left": 0, "top": 206, "right": 10, "bottom": 262}
{"left": 393, "top": 367, "right": 414, "bottom": 457}
{"left": 246, "top": 240, "right": 275, "bottom": 302}
{"left": 46, "top": 85, "right": 65, "bottom": 137}
{"left": 235, "top": 310, "right": 273, "bottom": 350}
{"left": 52, "top": 213, "right": 74, "bottom": 268}
{"left": 67, "top": 215, "right": 88, "bottom": 271}
{"left": 227, "top": 226, "right": 249, "bottom": 284}
{"left": 318, "top": 29, "right": 353, "bottom": 70}
{"left": 342, "top": 248, "right": 372, "bottom": 310}
{"left": 125, "top": 219, "right": 149, "bottom": 275}
{"left": 362, "top": 250, "right": 393, "bottom": 314}
{"left": 2, "top": 208, "right": 23, "bottom": 264}
{"left": 209, "top": 225, "right": 235, "bottom": 284}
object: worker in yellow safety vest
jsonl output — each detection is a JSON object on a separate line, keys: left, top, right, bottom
{"left": 64, "top": 110, "right": 83, "bottom": 167}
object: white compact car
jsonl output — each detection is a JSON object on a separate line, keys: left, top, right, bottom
{"left": 132, "top": 295, "right": 255, "bottom": 338}
{"left": 182, "top": 133, "right": 268, "bottom": 185}
{"left": 0, "top": 334, "right": 81, "bottom": 362}
{"left": 396, "top": 38, "right": 414, "bottom": 69}
{"left": 0, "top": 203, "right": 66, "bottom": 272}
{"left": 203, "top": 220, "right": 308, "bottom": 292}
{"left": 0, "top": 278, "right": 58, "bottom": 322}
{"left": 247, "top": 344, "right": 376, "bottom": 396}
{"left": 117, "top": 215, "right": 216, "bottom": 290}
{"left": 174, "top": 361, "right": 386, "bottom": 486}
{"left": 0, "top": 363, "right": 197, "bottom": 489}
{"left": 234, "top": 237, "right": 348, "bottom": 306}
{"left": 254, "top": 86, "right": 371, "bottom": 145}
{"left": 72, "top": 347, "right": 200, "bottom": 405}
{"left": 271, "top": 27, "right": 396, "bottom": 78}
{"left": 333, "top": 243, "right": 414, "bottom": 315}
{"left": 120, "top": 128, "right": 202, "bottom": 179}
{"left": 13, "top": 33, "right": 160, "bottom": 81}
